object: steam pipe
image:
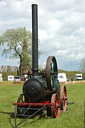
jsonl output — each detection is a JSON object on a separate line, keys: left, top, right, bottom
{"left": 32, "top": 4, "right": 38, "bottom": 77}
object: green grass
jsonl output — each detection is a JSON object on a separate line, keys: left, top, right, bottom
{"left": 0, "top": 81, "right": 85, "bottom": 128}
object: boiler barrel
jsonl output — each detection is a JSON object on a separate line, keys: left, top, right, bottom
{"left": 23, "top": 78, "right": 47, "bottom": 101}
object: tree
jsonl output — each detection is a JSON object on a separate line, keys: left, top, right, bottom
{"left": 79, "top": 57, "right": 85, "bottom": 72}
{"left": 0, "top": 27, "right": 32, "bottom": 76}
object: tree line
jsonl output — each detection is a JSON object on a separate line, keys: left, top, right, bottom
{"left": 0, "top": 65, "right": 18, "bottom": 81}
{"left": 0, "top": 65, "right": 18, "bottom": 72}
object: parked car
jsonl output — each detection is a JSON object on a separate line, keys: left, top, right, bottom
{"left": 14, "top": 76, "right": 21, "bottom": 82}
{"left": 21, "top": 76, "right": 25, "bottom": 81}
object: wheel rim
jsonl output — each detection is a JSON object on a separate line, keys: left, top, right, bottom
{"left": 46, "top": 56, "right": 58, "bottom": 91}
{"left": 63, "top": 86, "right": 67, "bottom": 111}
{"left": 51, "top": 94, "right": 60, "bottom": 118}
{"left": 17, "top": 94, "right": 25, "bottom": 114}
{"left": 60, "top": 86, "right": 67, "bottom": 111}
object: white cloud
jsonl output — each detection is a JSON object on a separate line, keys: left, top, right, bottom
{"left": 48, "top": 19, "right": 61, "bottom": 32}
{"left": 0, "top": 0, "right": 6, "bottom": 6}
{"left": 57, "top": 50, "right": 67, "bottom": 56}
{"left": 38, "top": 29, "right": 48, "bottom": 40}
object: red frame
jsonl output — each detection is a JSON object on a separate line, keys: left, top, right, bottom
{"left": 13, "top": 100, "right": 59, "bottom": 108}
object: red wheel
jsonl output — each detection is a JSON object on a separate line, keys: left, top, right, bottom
{"left": 60, "top": 86, "right": 67, "bottom": 111}
{"left": 17, "top": 94, "right": 25, "bottom": 114}
{"left": 51, "top": 94, "right": 60, "bottom": 118}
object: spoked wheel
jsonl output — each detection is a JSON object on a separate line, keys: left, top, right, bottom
{"left": 51, "top": 94, "right": 60, "bottom": 118}
{"left": 17, "top": 94, "right": 25, "bottom": 114}
{"left": 46, "top": 56, "right": 58, "bottom": 91}
{"left": 60, "top": 86, "right": 67, "bottom": 111}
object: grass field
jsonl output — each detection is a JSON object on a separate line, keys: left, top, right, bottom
{"left": 0, "top": 81, "right": 85, "bottom": 128}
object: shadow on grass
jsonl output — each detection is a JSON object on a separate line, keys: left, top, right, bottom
{"left": 0, "top": 111, "right": 44, "bottom": 128}
{"left": 0, "top": 111, "right": 15, "bottom": 118}
{"left": 0, "top": 111, "right": 14, "bottom": 127}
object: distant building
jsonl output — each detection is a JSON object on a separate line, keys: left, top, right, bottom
{"left": 58, "top": 73, "right": 67, "bottom": 82}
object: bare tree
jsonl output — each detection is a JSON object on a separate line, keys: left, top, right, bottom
{"left": 79, "top": 57, "right": 85, "bottom": 72}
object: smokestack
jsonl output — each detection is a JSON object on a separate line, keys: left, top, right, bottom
{"left": 32, "top": 4, "right": 38, "bottom": 77}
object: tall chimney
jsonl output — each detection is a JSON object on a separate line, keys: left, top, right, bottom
{"left": 32, "top": 4, "right": 38, "bottom": 77}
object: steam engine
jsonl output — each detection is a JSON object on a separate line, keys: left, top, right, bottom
{"left": 23, "top": 56, "right": 59, "bottom": 102}
{"left": 13, "top": 4, "right": 67, "bottom": 120}
{"left": 23, "top": 4, "right": 59, "bottom": 102}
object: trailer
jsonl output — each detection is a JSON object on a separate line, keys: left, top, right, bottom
{"left": 8, "top": 75, "right": 14, "bottom": 81}
{"left": 0, "top": 74, "right": 3, "bottom": 82}
{"left": 58, "top": 73, "right": 67, "bottom": 82}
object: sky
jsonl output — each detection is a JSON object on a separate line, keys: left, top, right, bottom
{"left": 0, "top": 0, "right": 85, "bottom": 71}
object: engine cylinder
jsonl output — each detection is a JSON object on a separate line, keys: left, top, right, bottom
{"left": 23, "top": 78, "right": 45, "bottom": 101}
